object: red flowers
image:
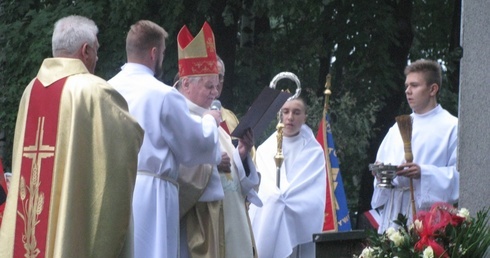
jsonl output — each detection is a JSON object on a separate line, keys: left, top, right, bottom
{"left": 358, "top": 202, "right": 490, "bottom": 258}
{"left": 413, "top": 202, "right": 465, "bottom": 258}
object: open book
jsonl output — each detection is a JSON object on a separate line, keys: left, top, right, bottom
{"left": 231, "top": 87, "right": 291, "bottom": 138}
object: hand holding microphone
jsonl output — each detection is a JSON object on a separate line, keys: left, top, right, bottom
{"left": 205, "top": 99, "right": 222, "bottom": 126}
{"left": 210, "top": 99, "right": 221, "bottom": 111}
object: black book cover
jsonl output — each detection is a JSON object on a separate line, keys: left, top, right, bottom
{"left": 231, "top": 87, "right": 291, "bottom": 138}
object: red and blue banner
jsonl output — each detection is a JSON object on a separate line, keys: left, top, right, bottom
{"left": 316, "top": 114, "right": 352, "bottom": 232}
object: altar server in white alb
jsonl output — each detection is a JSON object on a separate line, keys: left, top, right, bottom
{"left": 249, "top": 97, "right": 326, "bottom": 258}
{"left": 108, "top": 20, "right": 221, "bottom": 258}
{"left": 371, "top": 59, "right": 459, "bottom": 233}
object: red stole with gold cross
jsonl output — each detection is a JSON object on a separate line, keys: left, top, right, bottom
{"left": 13, "top": 77, "right": 66, "bottom": 257}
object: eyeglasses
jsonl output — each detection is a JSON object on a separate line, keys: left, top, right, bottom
{"left": 219, "top": 74, "right": 224, "bottom": 83}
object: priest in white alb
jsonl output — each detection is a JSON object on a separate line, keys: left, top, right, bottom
{"left": 109, "top": 20, "right": 221, "bottom": 258}
{"left": 249, "top": 97, "right": 326, "bottom": 258}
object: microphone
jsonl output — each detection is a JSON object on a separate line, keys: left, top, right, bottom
{"left": 211, "top": 99, "right": 222, "bottom": 110}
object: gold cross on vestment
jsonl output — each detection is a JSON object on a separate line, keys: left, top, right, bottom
{"left": 23, "top": 117, "right": 55, "bottom": 161}
{"left": 19, "top": 116, "right": 55, "bottom": 257}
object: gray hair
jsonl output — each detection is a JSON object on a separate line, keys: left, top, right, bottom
{"left": 176, "top": 76, "right": 209, "bottom": 91}
{"left": 52, "top": 15, "right": 98, "bottom": 57}
{"left": 217, "top": 55, "right": 225, "bottom": 75}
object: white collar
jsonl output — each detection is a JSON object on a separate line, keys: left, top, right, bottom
{"left": 185, "top": 98, "right": 208, "bottom": 116}
{"left": 121, "top": 63, "right": 154, "bottom": 76}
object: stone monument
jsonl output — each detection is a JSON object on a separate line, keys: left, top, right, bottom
{"left": 459, "top": 2, "right": 490, "bottom": 255}
{"left": 458, "top": 0, "right": 490, "bottom": 217}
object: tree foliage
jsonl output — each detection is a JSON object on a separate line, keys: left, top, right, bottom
{"left": 0, "top": 0, "right": 461, "bottom": 221}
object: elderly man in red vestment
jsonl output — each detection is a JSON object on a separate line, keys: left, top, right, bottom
{"left": 0, "top": 15, "right": 143, "bottom": 258}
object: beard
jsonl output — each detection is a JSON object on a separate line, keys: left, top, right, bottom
{"left": 154, "top": 60, "right": 163, "bottom": 80}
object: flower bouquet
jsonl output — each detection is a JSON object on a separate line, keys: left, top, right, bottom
{"left": 356, "top": 202, "right": 490, "bottom": 258}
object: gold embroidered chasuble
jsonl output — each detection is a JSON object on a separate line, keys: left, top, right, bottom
{"left": 0, "top": 58, "right": 143, "bottom": 258}
{"left": 178, "top": 101, "right": 223, "bottom": 258}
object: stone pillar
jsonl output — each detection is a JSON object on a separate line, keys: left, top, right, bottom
{"left": 459, "top": 0, "right": 490, "bottom": 217}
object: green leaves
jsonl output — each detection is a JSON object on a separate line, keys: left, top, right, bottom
{"left": 446, "top": 208, "right": 490, "bottom": 258}
{"left": 0, "top": 0, "right": 461, "bottom": 200}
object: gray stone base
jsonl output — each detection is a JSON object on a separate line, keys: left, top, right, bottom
{"left": 313, "top": 230, "right": 367, "bottom": 258}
